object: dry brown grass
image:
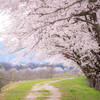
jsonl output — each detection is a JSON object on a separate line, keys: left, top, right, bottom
{"left": 0, "top": 93, "right": 9, "bottom": 100}
{"left": 2, "top": 85, "right": 18, "bottom": 92}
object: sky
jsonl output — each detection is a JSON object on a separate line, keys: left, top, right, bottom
{"left": 0, "top": 41, "right": 73, "bottom": 66}
{"left": 0, "top": 41, "right": 64, "bottom": 65}
{"left": 0, "top": 41, "right": 53, "bottom": 64}
{"left": 0, "top": 41, "right": 40, "bottom": 64}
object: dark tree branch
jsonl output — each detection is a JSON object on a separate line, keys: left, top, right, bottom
{"left": 28, "top": 0, "right": 84, "bottom": 16}
{"left": 73, "top": 4, "right": 100, "bottom": 17}
{"left": 75, "top": 17, "right": 99, "bottom": 27}
{"left": 49, "top": 17, "right": 72, "bottom": 25}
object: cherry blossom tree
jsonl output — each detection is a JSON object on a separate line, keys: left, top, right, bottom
{"left": 0, "top": 0, "right": 100, "bottom": 90}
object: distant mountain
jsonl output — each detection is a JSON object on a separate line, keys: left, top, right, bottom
{"left": 14, "top": 63, "right": 73, "bottom": 70}
{"left": 0, "top": 62, "right": 73, "bottom": 71}
{"left": 0, "top": 62, "right": 14, "bottom": 70}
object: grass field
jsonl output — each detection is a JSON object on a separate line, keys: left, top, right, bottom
{"left": 52, "top": 76, "right": 100, "bottom": 100}
{"left": 1, "top": 80, "right": 45, "bottom": 100}
{"left": 0, "top": 76, "right": 100, "bottom": 100}
{"left": 0, "top": 76, "right": 72, "bottom": 100}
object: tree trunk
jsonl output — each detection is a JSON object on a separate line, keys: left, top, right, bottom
{"left": 71, "top": 50, "right": 100, "bottom": 91}
{"left": 95, "top": 79, "right": 100, "bottom": 90}
{"left": 80, "top": 66, "right": 100, "bottom": 91}
{"left": 87, "top": 78, "right": 100, "bottom": 90}
{"left": 87, "top": 77, "right": 95, "bottom": 88}
{"left": 87, "top": 76, "right": 100, "bottom": 90}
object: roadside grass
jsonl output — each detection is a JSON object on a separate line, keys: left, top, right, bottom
{"left": 1, "top": 80, "right": 45, "bottom": 100}
{"left": 52, "top": 76, "right": 100, "bottom": 100}
{"left": 36, "top": 97, "right": 49, "bottom": 100}
{"left": 0, "top": 76, "right": 73, "bottom": 100}
{"left": 37, "top": 90, "right": 52, "bottom": 96}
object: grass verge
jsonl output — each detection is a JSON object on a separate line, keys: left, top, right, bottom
{"left": 52, "top": 76, "right": 100, "bottom": 100}
{"left": 0, "top": 76, "right": 73, "bottom": 100}
{"left": 1, "top": 80, "right": 45, "bottom": 100}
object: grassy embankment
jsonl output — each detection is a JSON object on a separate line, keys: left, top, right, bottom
{"left": 52, "top": 76, "right": 100, "bottom": 100}
{"left": 0, "top": 76, "right": 72, "bottom": 100}
{"left": 0, "top": 76, "right": 100, "bottom": 100}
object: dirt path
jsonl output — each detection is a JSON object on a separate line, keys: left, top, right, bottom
{"left": 25, "top": 78, "right": 74, "bottom": 100}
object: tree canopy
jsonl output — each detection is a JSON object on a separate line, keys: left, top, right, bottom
{"left": 0, "top": 0, "right": 100, "bottom": 90}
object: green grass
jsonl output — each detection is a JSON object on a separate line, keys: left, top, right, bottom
{"left": 52, "top": 76, "right": 100, "bottom": 100}
{"left": 36, "top": 97, "right": 49, "bottom": 100}
{"left": 1, "top": 76, "right": 99, "bottom": 100}
{"left": 37, "top": 90, "right": 52, "bottom": 96}
{"left": 0, "top": 76, "right": 72, "bottom": 100}
{"left": 37, "top": 90, "right": 50, "bottom": 92}
{"left": 1, "top": 80, "right": 45, "bottom": 100}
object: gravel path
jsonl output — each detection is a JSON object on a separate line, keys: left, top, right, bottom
{"left": 25, "top": 78, "right": 74, "bottom": 100}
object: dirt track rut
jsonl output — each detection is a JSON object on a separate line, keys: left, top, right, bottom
{"left": 25, "top": 78, "right": 74, "bottom": 100}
